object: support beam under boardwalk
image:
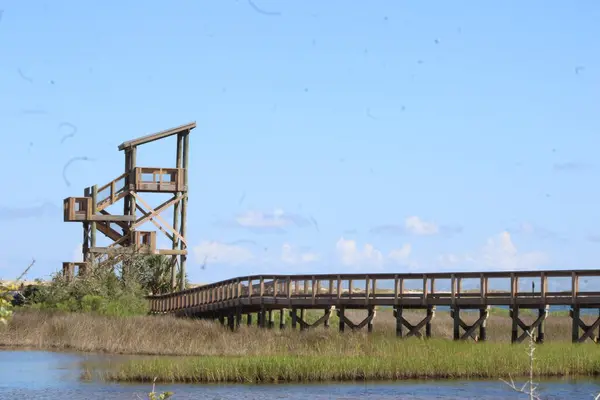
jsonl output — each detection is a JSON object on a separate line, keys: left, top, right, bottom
{"left": 337, "top": 306, "right": 375, "bottom": 332}
{"left": 452, "top": 307, "right": 490, "bottom": 341}
{"left": 570, "top": 307, "right": 600, "bottom": 343}
{"left": 394, "top": 306, "right": 435, "bottom": 339}
{"left": 290, "top": 307, "right": 332, "bottom": 331}
{"left": 510, "top": 306, "right": 548, "bottom": 344}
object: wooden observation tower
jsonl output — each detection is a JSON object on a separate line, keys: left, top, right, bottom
{"left": 62, "top": 122, "right": 195, "bottom": 291}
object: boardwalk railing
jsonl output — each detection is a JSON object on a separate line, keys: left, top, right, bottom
{"left": 148, "top": 269, "right": 600, "bottom": 343}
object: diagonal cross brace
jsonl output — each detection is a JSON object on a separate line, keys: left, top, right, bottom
{"left": 135, "top": 203, "right": 174, "bottom": 242}
{"left": 450, "top": 310, "right": 478, "bottom": 340}
{"left": 131, "top": 194, "right": 184, "bottom": 229}
{"left": 510, "top": 309, "right": 547, "bottom": 343}
{"left": 394, "top": 309, "right": 434, "bottom": 338}
{"left": 570, "top": 312, "right": 600, "bottom": 343}
{"left": 460, "top": 310, "right": 489, "bottom": 341}
{"left": 291, "top": 308, "right": 331, "bottom": 330}
{"left": 337, "top": 309, "right": 376, "bottom": 331}
{"left": 131, "top": 192, "right": 187, "bottom": 245}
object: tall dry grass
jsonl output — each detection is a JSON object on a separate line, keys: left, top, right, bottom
{"left": 1, "top": 308, "right": 597, "bottom": 356}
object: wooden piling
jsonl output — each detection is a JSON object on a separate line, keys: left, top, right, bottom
{"left": 537, "top": 307, "right": 546, "bottom": 343}
{"left": 571, "top": 307, "right": 580, "bottom": 343}
{"left": 479, "top": 308, "right": 487, "bottom": 341}
{"left": 453, "top": 307, "right": 460, "bottom": 340}
{"left": 338, "top": 307, "right": 345, "bottom": 332}
{"left": 367, "top": 306, "right": 374, "bottom": 333}
{"left": 291, "top": 308, "right": 298, "bottom": 330}
{"left": 179, "top": 131, "right": 189, "bottom": 291}
{"left": 279, "top": 309, "right": 285, "bottom": 329}
{"left": 511, "top": 307, "right": 519, "bottom": 343}
{"left": 172, "top": 133, "right": 183, "bottom": 289}
{"left": 394, "top": 306, "right": 403, "bottom": 337}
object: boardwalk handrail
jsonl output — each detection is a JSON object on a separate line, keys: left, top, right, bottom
{"left": 147, "top": 269, "right": 600, "bottom": 314}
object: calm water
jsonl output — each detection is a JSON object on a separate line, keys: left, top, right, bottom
{"left": 0, "top": 350, "right": 598, "bottom": 399}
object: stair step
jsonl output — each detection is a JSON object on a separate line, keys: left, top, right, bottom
{"left": 96, "top": 222, "right": 124, "bottom": 242}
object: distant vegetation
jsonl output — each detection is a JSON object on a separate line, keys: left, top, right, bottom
{"left": 1, "top": 254, "right": 186, "bottom": 317}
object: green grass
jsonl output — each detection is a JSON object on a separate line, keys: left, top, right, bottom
{"left": 93, "top": 339, "right": 600, "bottom": 383}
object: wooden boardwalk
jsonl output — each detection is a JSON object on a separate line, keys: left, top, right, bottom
{"left": 148, "top": 269, "right": 600, "bottom": 343}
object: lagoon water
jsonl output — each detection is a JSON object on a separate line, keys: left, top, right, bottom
{"left": 1, "top": 350, "right": 598, "bottom": 399}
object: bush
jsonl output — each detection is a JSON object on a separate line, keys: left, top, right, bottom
{"left": 25, "top": 254, "right": 186, "bottom": 317}
{"left": 0, "top": 281, "right": 18, "bottom": 324}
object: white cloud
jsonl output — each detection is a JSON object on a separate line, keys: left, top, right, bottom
{"left": 336, "top": 237, "right": 384, "bottom": 268}
{"left": 335, "top": 238, "right": 414, "bottom": 269}
{"left": 281, "top": 243, "right": 319, "bottom": 265}
{"left": 236, "top": 209, "right": 288, "bottom": 228}
{"left": 509, "top": 221, "right": 562, "bottom": 241}
{"left": 438, "top": 231, "right": 548, "bottom": 271}
{"left": 224, "top": 209, "right": 311, "bottom": 233}
{"left": 388, "top": 243, "right": 412, "bottom": 264}
{"left": 193, "top": 240, "right": 254, "bottom": 265}
{"left": 405, "top": 216, "right": 439, "bottom": 236}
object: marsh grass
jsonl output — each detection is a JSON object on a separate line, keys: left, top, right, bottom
{"left": 95, "top": 340, "right": 600, "bottom": 383}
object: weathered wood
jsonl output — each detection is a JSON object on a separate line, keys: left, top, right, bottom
{"left": 90, "top": 185, "right": 97, "bottom": 264}
{"left": 479, "top": 307, "right": 488, "bottom": 341}
{"left": 453, "top": 307, "right": 489, "bottom": 341}
{"left": 259, "top": 307, "right": 266, "bottom": 328}
{"left": 338, "top": 307, "right": 345, "bottom": 332}
{"left": 172, "top": 133, "right": 183, "bottom": 289}
{"left": 394, "top": 306, "right": 403, "bottom": 337}
{"left": 227, "top": 313, "right": 235, "bottom": 331}
{"left": 64, "top": 122, "right": 192, "bottom": 280}
{"left": 95, "top": 221, "right": 124, "bottom": 242}
{"left": 179, "top": 131, "right": 189, "bottom": 291}
{"left": 510, "top": 306, "right": 547, "bottom": 343}
{"left": 151, "top": 269, "right": 600, "bottom": 342}
{"left": 290, "top": 307, "right": 331, "bottom": 331}
{"left": 570, "top": 307, "right": 600, "bottom": 343}
{"left": 62, "top": 262, "right": 86, "bottom": 281}
{"left": 395, "top": 307, "right": 434, "bottom": 338}
{"left": 118, "top": 122, "right": 196, "bottom": 150}
{"left": 291, "top": 307, "right": 298, "bottom": 329}
{"left": 426, "top": 306, "right": 434, "bottom": 338}
{"left": 157, "top": 249, "right": 187, "bottom": 255}
{"left": 268, "top": 309, "right": 274, "bottom": 329}
{"left": 337, "top": 307, "right": 375, "bottom": 332}
{"left": 89, "top": 214, "right": 135, "bottom": 222}
{"left": 132, "top": 167, "right": 186, "bottom": 193}
{"left": 131, "top": 192, "right": 186, "bottom": 245}
{"left": 279, "top": 308, "right": 286, "bottom": 329}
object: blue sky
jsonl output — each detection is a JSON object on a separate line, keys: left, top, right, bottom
{"left": 0, "top": 0, "right": 599, "bottom": 285}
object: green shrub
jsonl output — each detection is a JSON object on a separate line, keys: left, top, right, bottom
{"left": 20, "top": 254, "right": 183, "bottom": 316}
